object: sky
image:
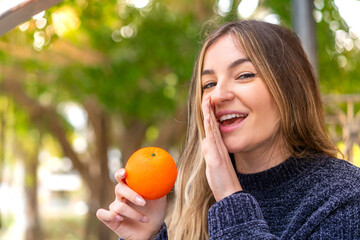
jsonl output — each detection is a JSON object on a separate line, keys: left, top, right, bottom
{"left": 0, "top": 0, "right": 28, "bottom": 16}
{"left": 334, "top": 0, "right": 360, "bottom": 37}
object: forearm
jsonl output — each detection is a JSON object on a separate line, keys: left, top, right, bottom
{"left": 208, "top": 192, "right": 278, "bottom": 239}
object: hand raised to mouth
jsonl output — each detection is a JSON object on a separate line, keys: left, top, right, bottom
{"left": 201, "top": 96, "right": 242, "bottom": 202}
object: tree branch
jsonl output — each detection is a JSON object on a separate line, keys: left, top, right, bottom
{"left": 0, "top": 39, "right": 108, "bottom": 67}
{"left": 0, "top": 74, "right": 91, "bottom": 184}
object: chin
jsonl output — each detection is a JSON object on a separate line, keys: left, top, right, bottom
{"left": 222, "top": 135, "right": 245, "bottom": 153}
{"left": 224, "top": 142, "right": 244, "bottom": 154}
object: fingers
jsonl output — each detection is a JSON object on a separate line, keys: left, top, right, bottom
{"left": 202, "top": 97, "right": 212, "bottom": 136}
{"left": 96, "top": 208, "right": 123, "bottom": 222}
{"left": 208, "top": 99, "right": 226, "bottom": 148}
{"left": 115, "top": 168, "right": 126, "bottom": 182}
{"left": 202, "top": 97, "right": 220, "bottom": 139}
{"left": 201, "top": 97, "right": 243, "bottom": 201}
{"left": 207, "top": 98, "right": 226, "bottom": 151}
{"left": 111, "top": 169, "right": 149, "bottom": 221}
{"left": 201, "top": 97, "right": 215, "bottom": 157}
{"left": 109, "top": 201, "right": 149, "bottom": 223}
{"left": 202, "top": 97, "right": 217, "bottom": 143}
{"left": 97, "top": 168, "right": 150, "bottom": 228}
{"left": 201, "top": 97, "right": 228, "bottom": 162}
{"left": 114, "top": 169, "right": 146, "bottom": 206}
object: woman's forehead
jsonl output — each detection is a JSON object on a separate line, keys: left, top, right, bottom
{"left": 202, "top": 35, "right": 247, "bottom": 68}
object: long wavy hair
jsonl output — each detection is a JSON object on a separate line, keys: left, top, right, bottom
{"left": 167, "top": 20, "right": 339, "bottom": 240}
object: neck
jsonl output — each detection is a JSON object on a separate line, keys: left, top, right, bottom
{"left": 234, "top": 138, "right": 290, "bottom": 174}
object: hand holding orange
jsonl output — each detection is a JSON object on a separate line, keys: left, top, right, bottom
{"left": 125, "top": 147, "right": 177, "bottom": 200}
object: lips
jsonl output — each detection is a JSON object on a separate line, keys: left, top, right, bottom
{"left": 217, "top": 111, "right": 248, "bottom": 133}
{"left": 219, "top": 113, "right": 247, "bottom": 125}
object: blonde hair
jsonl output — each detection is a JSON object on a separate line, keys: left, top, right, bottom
{"left": 167, "top": 20, "right": 339, "bottom": 239}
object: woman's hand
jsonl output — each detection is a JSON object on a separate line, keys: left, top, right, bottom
{"left": 96, "top": 168, "right": 166, "bottom": 240}
{"left": 201, "top": 97, "right": 242, "bottom": 201}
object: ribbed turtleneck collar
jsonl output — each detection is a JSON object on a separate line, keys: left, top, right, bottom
{"left": 236, "top": 155, "right": 329, "bottom": 192}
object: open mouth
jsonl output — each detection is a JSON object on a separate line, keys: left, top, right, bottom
{"left": 218, "top": 113, "right": 248, "bottom": 126}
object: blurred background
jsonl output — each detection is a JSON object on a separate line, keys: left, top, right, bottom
{"left": 0, "top": 0, "right": 359, "bottom": 239}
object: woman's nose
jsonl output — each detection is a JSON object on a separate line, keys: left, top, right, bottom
{"left": 211, "top": 81, "right": 234, "bottom": 104}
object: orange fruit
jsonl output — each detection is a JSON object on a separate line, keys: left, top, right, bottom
{"left": 125, "top": 147, "right": 177, "bottom": 200}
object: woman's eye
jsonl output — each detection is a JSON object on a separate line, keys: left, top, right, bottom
{"left": 202, "top": 81, "right": 216, "bottom": 90}
{"left": 236, "top": 73, "right": 257, "bottom": 80}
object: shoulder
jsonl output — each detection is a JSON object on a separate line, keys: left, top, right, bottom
{"left": 313, "top": 156, "right": 360, "bottom": 181}
{"left": 307, "top": 155, "right": 360, "bottom": 200}
{"left": 289, "top": 156, "right": 360, "bottom": 236}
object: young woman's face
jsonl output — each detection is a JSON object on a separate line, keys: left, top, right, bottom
{"left": 201, "top": 34, "right": 280, "bottom": 157}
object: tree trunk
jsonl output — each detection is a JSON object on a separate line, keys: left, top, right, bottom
{"left": 85, "top": 183, "right": 116, "bottom": 240}
{"left": 155, "top": 108, "right": 187, "bottom": 150}
{"left": 120, "top": 120, "right": 149, "bottom": 165}
{"left": 0, "top": 77, "right": 113, "bottom": 240}
{"left": 23, "top": 134, "right": 43, "bottom": 240}
{"left": 83, "top": 98, "right": 117, "bottom": 240}
{"left": 0, "top": 70, "right": 152, "bottom": 240}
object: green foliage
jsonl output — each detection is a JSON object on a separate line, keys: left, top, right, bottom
{"left": 2, "top": 0, "right": 359, "bottom": 151}
{"left": 92, "top": 3, "right": 199, "bottom": 122}
{"left": 2, "top": 1, "right": 359, "bottom": 158}
{"left": 261, "top": 0, "right": 292, "bottom": 26}
{"left": 261, "top": 0, "right": 360, "bottom": 94}
{"left": 17, "top": 0, "right": 203, "bottom": 124}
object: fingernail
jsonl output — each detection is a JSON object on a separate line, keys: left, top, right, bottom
{"left": 115, "top": 215, "right": 123, "bottom": 221}
{"left": 116, "top": 169, "right": 125, "bottom": 178}
{"left": 140, "top": 215, "right": 149, "bottom": 223}
{"left": 135, "top": 196, "right": 146, "bottom": 206}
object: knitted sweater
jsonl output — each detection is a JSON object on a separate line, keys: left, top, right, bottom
{"left": 152, "top": 155, "right": 360, "bottom": 239}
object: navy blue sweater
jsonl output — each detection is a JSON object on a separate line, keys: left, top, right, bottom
{"left": 207, "top": 155, "right": 360, "bottom": 239}
{"left": 137, "top": 155, "right": 360, "bottom": 239}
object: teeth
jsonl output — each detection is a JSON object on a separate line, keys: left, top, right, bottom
{"left": 219, "top": 114, "right": 247, "bottom": 122}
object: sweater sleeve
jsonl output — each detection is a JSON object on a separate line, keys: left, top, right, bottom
{"left": 207, "top": 192, "right": 278, "bottom": 239}
{"left": 208, "top": 192, "right": 360, "bottom": 240}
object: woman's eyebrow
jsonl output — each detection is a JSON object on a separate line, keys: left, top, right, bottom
{"left": 228, "top": 58, "right": 251, "bottom": 70}
{"left": 201, "top": 58, "right": 251, "bottom": 76}
{"left": 201, "top": 69, "right": 214, "bottom": 76}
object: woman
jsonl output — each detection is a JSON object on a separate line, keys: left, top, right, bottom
{"left": 97, "top": 20, "right": 360, "bottom": 239}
